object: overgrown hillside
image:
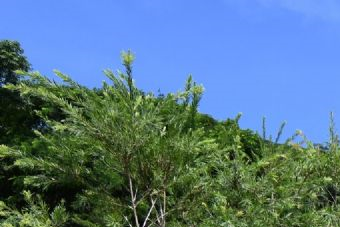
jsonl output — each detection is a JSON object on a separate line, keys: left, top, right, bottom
{"left": 1, "top": 41, "right": 340, "bottom": 227}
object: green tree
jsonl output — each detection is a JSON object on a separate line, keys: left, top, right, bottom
{"left": 0, "top": 40, "right": 36, "bottom": 204}
{"left": 0, "top": 40, "right": 34, "bottom": 145}
{"left": 3, "top": 52, "right": 208, "bottom": 227}
{"left": 3, "top": 50, "right": 340, "bottom": 227}
{"left": 0, "top": 190, "right": 68, "bottom": 227}
{"left": 0, "top": 40, "right": 30, "bottom": 86}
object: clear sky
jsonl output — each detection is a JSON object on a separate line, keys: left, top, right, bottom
{"left": 1, "top": 0, "right": 340, "bottom": 143}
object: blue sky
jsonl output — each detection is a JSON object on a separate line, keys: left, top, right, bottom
{"left": 1, "top": 0, "right": 340, "bottom": 143}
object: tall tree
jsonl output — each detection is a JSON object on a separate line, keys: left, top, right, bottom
{"left": 0, "top": 40, "right": 37, "bottom": 204}
{"left": 0, "top": 40, "right": 35, "bottom": 145}
{"left": 2, "top": 52, "right": 209, "bottom": 227}
{"left": 0, "top": 40, "right": 30, "bottom": 86}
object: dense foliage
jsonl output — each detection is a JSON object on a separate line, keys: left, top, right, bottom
{"left": 1, "top": 42, "right": 340, "bottom": 226}
{"left": 0, "top": 40, "right": 30, "bottom": 86}
{"left": 0, "top": 40, "right": 37, "bottom": 145}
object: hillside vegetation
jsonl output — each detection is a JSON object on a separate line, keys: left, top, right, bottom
{"left": 1, "top": 42, "right": 340, "bottom": 227}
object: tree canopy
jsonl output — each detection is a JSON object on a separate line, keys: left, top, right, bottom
{"left": 1, "top": 44, "right": 340, "bottom": 227}
{"left": 0, "top": 40, "right": 30, "bottom": 86}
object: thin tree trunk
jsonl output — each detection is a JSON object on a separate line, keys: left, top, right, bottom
{"left": 129, "top": 174, "right": 140, "bottom": 227}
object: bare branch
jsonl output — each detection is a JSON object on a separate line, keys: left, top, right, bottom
{"left": 124, "top": 216, "right": 133, "bottom": 227}
{"left": 129, "top": 174, "right": 140, "bottom": 227}
{"left": 134, "top": 187, "right": 138, "bottom": 201}
{"left": 151, "top": 196, "right": 161, "bottom": 225}
{"left": 163, "top": 190, "right": 166, "bottom": 227}
{"left": 142, "top": 198, "right": 157, "bottom": 227}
